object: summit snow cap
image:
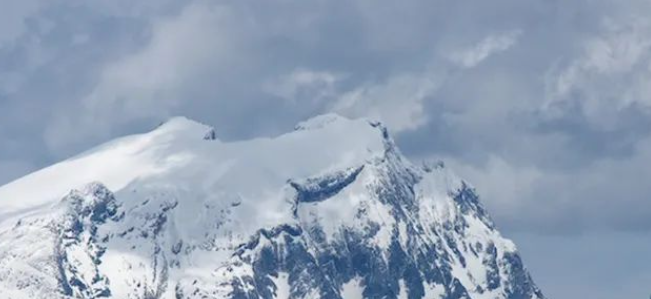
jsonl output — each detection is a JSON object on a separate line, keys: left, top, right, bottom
{"left": 294, "top": 113, "right": 349, "bottom": 131}
{"left": 154, "top": 116, "right": 218, "bottom": 141}
{"left": 0, "top": 113, "right": 544, "bottom": 299}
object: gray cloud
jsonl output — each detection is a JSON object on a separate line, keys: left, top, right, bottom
{"left": 449, "top": 30, "right": 522, "bottom": 69}
{"left": 0, "top": 160, "right": 34, "bottom": 185}
{"left": 1, "top": 1, "right": 651, "bottom": 297}
{"left": 1, "top": 0, "right": 649, "bottom": 230}
{"left": 513, "top": 231, "right": 651, "bottom": 299}
{"left": 1, "top": 0, "right": 649, "bottom": 232}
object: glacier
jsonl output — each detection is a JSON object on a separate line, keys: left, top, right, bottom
{"left": 0, "top": 114, "right": 544, "bottom": 299}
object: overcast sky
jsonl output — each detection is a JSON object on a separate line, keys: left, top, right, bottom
{"left": 1, "top": 0, "right": 650, "bottom": 298}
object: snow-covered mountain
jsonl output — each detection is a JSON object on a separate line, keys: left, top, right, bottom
{"left": 0, "top": 114, "right": 543, "bottom": 299}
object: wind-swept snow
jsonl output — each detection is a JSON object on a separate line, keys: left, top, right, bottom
{"left": 0, "top": 117, "right": 210, "bottom": 219}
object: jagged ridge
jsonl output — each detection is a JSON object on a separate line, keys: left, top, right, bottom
{"left": 0, "top": 115, "right": 543, "bottom": 299}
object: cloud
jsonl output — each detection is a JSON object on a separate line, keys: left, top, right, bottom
{"left": 446, "top": 155, "right": 543, "bottom": 213}
{"left": 512, "top": 230, "right": 651, "bottom": 299}
{"left": 5, "top": 1, "right": 651, "bottom": 297}
{"left": 445, "top": 136, "right": 651, "bottom": 233}
{"left": 330, "top": 72, "right": 444, "bottom": 133}
{"left": 263, "top": 67, "right": 444, "bottom": 134}
{"left": 264, "top": 69, "right": 343, "bottom": 104}
{"left": 450, "top": 30, "right": 522, "bottom": 68}
{"left": 14, "top": 0, "right": 650, "bottom": 238}
{"left": 0, "top": 0, "right": 41, "bottom": 47}
{"left": 0, "top": 160, "right": 34, "bottom": 185}
{"left": 4, "top": 0, "right": 651, "bottom": 238}
{"left": 543, "top": 17, "right": 651, "bottom": 130}
{"left": 44, "top": 2, "right": 245, "bottom": 152}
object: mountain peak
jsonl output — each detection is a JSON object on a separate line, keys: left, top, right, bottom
{"left": 294, "top": 113, "right": 350, "bottom": 131}
{"left": 0, "top": 114, "right": 543, "bottom": 299}
{"left": 155, "top": 116, "right": 218, "bottom": 141}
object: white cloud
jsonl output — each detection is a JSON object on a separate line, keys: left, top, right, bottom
{"left": 330, "top": 72, "right": 445, "bottom": 133}
{"left": 1, "top": 0, "right": 649, "bottom": 239}
{"left": 45, "top": 2, "right": 248, "bottom": 152}
{"left": 450, "top": 30, "right": 522, "bottom": 68}
{"left": 264, "top": 69, "right": 343, "bottom": 104}
{"left": 441, "top": 132, "right": 651, "bottom": 232}
{"left": 543, "top": 18, "right": 651, "bottom": 128}
{"left": 5, "top": 1, "right": 651, "bottom": 296}
{"left": 444, "top": 155, "right": 544, "bottom": 218}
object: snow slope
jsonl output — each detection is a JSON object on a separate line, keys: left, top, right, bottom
{"left": 0, "top": 114, "right": 544, "bottom": 299}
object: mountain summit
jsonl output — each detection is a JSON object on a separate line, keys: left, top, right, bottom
{"left": 0, "top": 115, "right": 543, "bottom": 299}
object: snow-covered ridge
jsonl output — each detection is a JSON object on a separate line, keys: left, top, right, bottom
{"left": 0, "top": 114, "right": 543, "bottom": 299}
{"left": 0, "top": 116, "right": 215, "bottom": 220}
{"left": 0, "top": 115, "right": 382, "bottom": 221}
{"left": 293, "top": 113, "right": 348, "bottom": 131}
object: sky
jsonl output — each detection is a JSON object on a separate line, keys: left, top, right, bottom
{"left": 0, "top": 0, "right": 650, "bottom": 297}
